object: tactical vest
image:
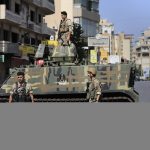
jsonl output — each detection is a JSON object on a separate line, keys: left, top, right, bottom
{"left": 59, "top": 19, "right": 71, "bottom": 33}
{"left": 86, "top": 82, "right": 97, "bottom": 101}
{"left": 13, "top": 82, "right": 31, "bottom": 102}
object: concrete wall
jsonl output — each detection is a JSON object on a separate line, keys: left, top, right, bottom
{"left": 45, "top": 0, "right": 73, "bottom": 30}
{"left": 44, "top": 0, "right": 62, "bottom": 30}
{"left": 61, "top": 0, "right": 73, "bottom": 20}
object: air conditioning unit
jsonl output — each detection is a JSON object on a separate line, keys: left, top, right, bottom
{"left": 28, "top": 23, "right": 34, "bottom": 30}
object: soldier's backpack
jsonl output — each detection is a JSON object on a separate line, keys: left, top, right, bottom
{"left": 12, "top": 82, "right": 31, "bottom": 102}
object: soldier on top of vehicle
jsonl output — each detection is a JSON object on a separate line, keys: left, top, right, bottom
{"left": 9, "top": 71, "right": 34, "bottom": 103}
{"left": 51, "top": 11, "right": 77, "bottom": 62}
{"left": 86, "top": 67, "right": 102, "bottom": 103}
{"left": 58, "top": 11, "right": 72, "bottom": 46}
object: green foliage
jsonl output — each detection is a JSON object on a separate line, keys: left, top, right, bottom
{"left": 135, "top": 65, "right": 142, "bottom": 76}
{"left": 71, "top": 23, "right": 86, "bottom": 61}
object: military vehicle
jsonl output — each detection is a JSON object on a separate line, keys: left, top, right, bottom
{"left": 0, "top": 40, "right": 139, "bottom": 102}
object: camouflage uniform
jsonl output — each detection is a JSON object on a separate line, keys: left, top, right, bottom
{"left": 10, "top": 82, "right": 33, "bottom": 102}
{"left": 52, "top": 17, "right": 76, "bottom": 59}
{"left": 86, "top": 67, "right": 102, "bottom": 102}
{"left": 58, "top": 18, "right": 72, "bottom": 46}
{"left": 87, "top": 78, "right": 102, "bottom": 102}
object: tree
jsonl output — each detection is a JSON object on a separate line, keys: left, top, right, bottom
{"left": 71, "top": 23, "right": 86, "bottom": 62}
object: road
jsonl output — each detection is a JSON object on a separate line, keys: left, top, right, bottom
{"left": 134, "top": 81, "right": 150, "bottom": 102}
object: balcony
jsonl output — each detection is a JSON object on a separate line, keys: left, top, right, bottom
{"left": 20, "top": 20, "right": 27, "bottom": 29}
{"left": 141, "top": 49, "right": 150, "bottom": 53}
{"left": 21, "top": 0, "right": 54, "bottom": 14}
{"left": 22, "top": 0, "right": 41, "bottom": 7}
{"left": 32, "top": 0, "right": 41, "bottom": 7}
{"left": 41, "top": 23, "right": 55, "bottom": 35}
{"left": 34, "top": 24, "right": 41, "bottom": 33}
{"left": 0, "top": 5, "right": 21, "bottom": 25}
{"left": 41, "top": 0, "right": 55, "bottom": 15}
{"left": 0, "top": 41, "right": 20, "bottom": 55}
{"left": 26, "top": 21, "right": 41, "bottom": 33}
{"left": 136, "top": 44, "right": 150, "bottom": 50}
{"left": 74, "top": 7, "right": 100, "bottom": 22}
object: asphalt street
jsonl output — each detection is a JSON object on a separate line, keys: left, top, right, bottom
{"left": 134, "top": 81, "right": 150, "bottom": 102}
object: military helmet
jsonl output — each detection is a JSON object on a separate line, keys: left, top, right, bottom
{"left": 87, "top": 67, "right": 96, "bottom": 75}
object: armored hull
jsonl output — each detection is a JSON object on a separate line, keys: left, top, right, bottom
{"left": 0, "top": 63, "right": 139, "bottom": 102}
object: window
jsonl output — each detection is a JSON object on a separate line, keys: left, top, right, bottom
{"left": 74, "top": 0, "right": 88, "bottom": 7}
{"left": 11, "top": 32, "right": 19, "bottom": 43}
{"left": 92, "top": 2, "right": 99, "bottom": 12}
{"left": 48, "top": 0, "right": 54, "bottom": 4}
{"left": 81, "top": 18, "right": 97, "bottom": 37}
{"left": 142, "top": 53, "right": 149, "bottom": 57}
{"left": 5, "top": 0, "right": 10, "bottom": 10}
{"left": 38, "top": 14, "right": 42, "bottom": 23}
{"left": 37, "top": 40, "right": 41, "bottom": 45}
{"left": 87, "top": 0, "right": 92, "bottom": 11}
{"left": 15, "top": 3, "right": 20, "bottom": 14}
{"left": 0, "top": 0, "right": 5, "bottom": 4}
{"left": 87, "top": 1, "right": 99, "bottom": 12}
{"left": 3, "top": 30, "right": 10, "bottom": 41}
{"left": 0, "top": 28, "right": 2, "bottom": 41}
{"left": 31, "top": 38, "right": 35, "bottom": 45}
{"left": 24, "top": 34, "right": 30, "bottom": 44}
{"left": 30, "top": 10, "right": 35, "bottom": 22}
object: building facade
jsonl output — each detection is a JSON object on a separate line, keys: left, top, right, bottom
{"left": 45, "top": 0, "right": 100, "bottom": 38}
{"left": 0, "top": 0, "right": 55, "bottom": 48}
{"left": 99, "top": 20, "right": 133, "bottom": 63}
{"left": 99, "top": 19, "right": 114, "bottom": 54}
{"left": 112, "top": 33, "right": 133, "bottom": 62}
{"left": 0, "top": 0, "right": 55, "bottom": 83}
{"left": 135, "top": 28, "right": 150, "bottom": 78}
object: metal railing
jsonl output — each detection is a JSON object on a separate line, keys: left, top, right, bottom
{"left": 0, "top": 5, "right": 21, "bottom": 24}
{"left": 41, "top": 0, "right": 55, "bottom": 13}
{"left": 0, "top": 41, "right": 20, "bottom": 55}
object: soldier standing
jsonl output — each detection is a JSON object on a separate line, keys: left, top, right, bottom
{"left": 58, "top": 11, "right": 72, "bottom": 46}
{"left": 52, "top": 11, "right": 77, "bottom": 61}
{"left": 9, "top": 71, "right": 34, "bottom": 103}
{"left": 86, "top": 67, "right": 102, "bottom": 103}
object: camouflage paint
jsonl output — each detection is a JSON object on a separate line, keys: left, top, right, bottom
{"left": 1, "top": 63, "right": 133, "bottom": 95}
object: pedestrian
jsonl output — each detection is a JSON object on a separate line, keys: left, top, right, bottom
{"left": 86, "top": 67, "right": 102, "bottom": 103}
{"left": 9, "top": 71, "right": 34, "bottom": 103}
{"left": 58, "top": 11, "right": 72, "bottom": 46}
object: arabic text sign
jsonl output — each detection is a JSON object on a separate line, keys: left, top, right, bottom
{"left": 90, "top": 50, "right": 97, "bottom": 63}
{"left": 88, "top": 37, "right": 109, "bottom": 47}
{"left": 19, "top": 45, "right": 35, "bottom": 55}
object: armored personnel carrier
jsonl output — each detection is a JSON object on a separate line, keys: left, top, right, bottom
{"left": 0, "top": 41, "right": 139, "bottom": 102}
